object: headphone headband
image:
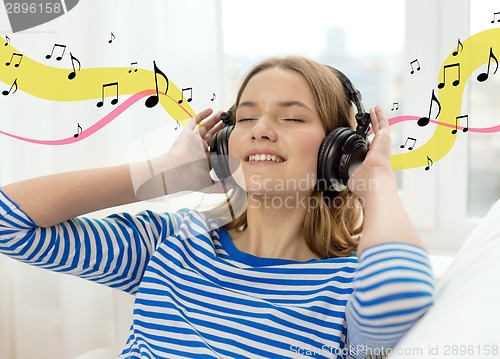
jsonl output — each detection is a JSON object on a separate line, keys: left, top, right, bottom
{"left": 326, "top": 66, "right": 370, "bottom": 139}
{"left": 210, "top": 63, "right": 370, "bottom": 194}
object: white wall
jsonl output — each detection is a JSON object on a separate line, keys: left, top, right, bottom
{"left": 1, "top": 0, "right": 499, "bottom": 357}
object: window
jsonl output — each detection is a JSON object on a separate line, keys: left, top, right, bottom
{"left": 220, "top": 0, "right": 499, "bottom": 256}
{"left": 220, "top": 0, "right": 405, "bottom": 114}
{"left": 468, "top": 0, "right": 500, "bottom": 217}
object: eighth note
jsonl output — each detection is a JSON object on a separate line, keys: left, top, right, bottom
{"left": 67, "top": 52, "right": 81, "bottom": 80}
{"left": 400, "top": 137, "right": 417, "bottom": 150}
{"left": 211, "top": 93, "right": 216, "bottom": 101}
{"left": 46, "top": 44, "right": 66, "bottom": 61}
{"left": 477, "top": 47, "right": 498, "bottom": 83}
{"left": 425, "top": 156, "right": 433, "bottom": 171}
{"left": 74, "top": 123, "right": 83, "bottom": 138}
{"left": 2, "top": 78, "right": 17, "bottom": 96}
{"left": 4, "top": 35, "right": 10, "bottom": 46}
{"left": 128, "top": 62, "right": 138, "bottom": 73}
{"left": 178, "top": 87, "right": 193, "bottom": 104}
{"left": 391, "top": 102, "right": 399, "bottom": 111}
{"left": 437, "top": 63, "right": 460, "bottom": 89}
{"left": 417, "top": 89, "right": 441, "bottom": 127}
{"left": 5, "top": 53, "right": 23, "bottom": 67}
{"left": 452, "top": 39, "right": 463, "bottom": 56}
{"left": 452, "top": 114, "right": 469, "bottom": 134}
{"left": 410, "top": 59, "right": 421, "bottom": 74}
{"left": 96, "top": 82, "right": 119, "bottom": 107}
{"left": 491, "top": 11, "right": 500, "bottom": 23}
{"left": 108, "top": 32, "right": 115, "bottom": 43}
{"left": 145, "top": 60, "right": 169, "bottom": 108}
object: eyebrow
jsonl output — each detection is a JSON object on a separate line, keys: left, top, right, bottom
{"left": 237, "top": 100, "right": 314, "bottom": 112}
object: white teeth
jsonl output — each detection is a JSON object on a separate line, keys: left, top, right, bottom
{"left": 248, "top": 154, "right": 283, "bottom": 162}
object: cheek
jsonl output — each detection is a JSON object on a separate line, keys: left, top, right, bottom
{"left": 227, "top": 127, "right": 240, "bottom": 156}
{"left": 297, "top": 134, "right": 324, "bottom": 170}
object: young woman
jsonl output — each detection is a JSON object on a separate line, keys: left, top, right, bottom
{"left": 0, "top": 56, "right": 434, "bottom": 358}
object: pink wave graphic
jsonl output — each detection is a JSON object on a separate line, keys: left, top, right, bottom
{"left": 387, "top": 115, "right": 500, "bottom": 133}
{"left": 0, "top": 89, "right": 195, "bottom": 145}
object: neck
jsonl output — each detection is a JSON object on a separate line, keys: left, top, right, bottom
{"left": 230, "top": 192, "right": 320, "bottom": 261}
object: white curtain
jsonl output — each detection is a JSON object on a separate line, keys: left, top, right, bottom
{"left": 0, "top": 1, "right": 224, "bottom": 358}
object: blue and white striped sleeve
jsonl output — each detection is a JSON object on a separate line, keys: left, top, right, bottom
{"left": 345, "top": 242, "right": 434, "bottom": 358}
{"left": 0, "top": 188, "right": 184, "bottom": 294}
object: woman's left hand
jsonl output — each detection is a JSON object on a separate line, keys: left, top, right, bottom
{"left": 348, "top": 105, "right": 394, "bottom": 199}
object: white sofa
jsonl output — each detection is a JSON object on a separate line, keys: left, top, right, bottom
{"left": 388, "top": 199, "right": 500, "bottom": 358}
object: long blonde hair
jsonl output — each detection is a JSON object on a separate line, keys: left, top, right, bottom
{"left": 222, "top": 56, "right": 363, "bottom": 258}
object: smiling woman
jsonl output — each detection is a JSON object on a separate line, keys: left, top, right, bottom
{"left": 0, "top": 54, "right": 434, "bottom": 358}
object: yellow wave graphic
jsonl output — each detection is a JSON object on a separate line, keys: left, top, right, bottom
{"left": 0, "top": 38, "right": 195, "bottom": 125}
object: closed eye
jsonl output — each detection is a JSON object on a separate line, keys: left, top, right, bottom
{"left": 237, "top": 118, "right": 256, "bottom": 123}
{"left": 283, "top": 118, "right": 304, "bottom": 123}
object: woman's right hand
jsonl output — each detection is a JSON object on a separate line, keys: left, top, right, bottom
{"left": 132, "top": 108, "right": 229, "bottom": 199}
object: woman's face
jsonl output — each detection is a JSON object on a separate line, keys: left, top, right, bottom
{"left": 228, "top": 67, "right": 326, "bottom": 196}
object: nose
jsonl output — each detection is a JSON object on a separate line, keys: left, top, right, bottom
{"left": 251, "top": 117, "right": 277, "bottom": 142}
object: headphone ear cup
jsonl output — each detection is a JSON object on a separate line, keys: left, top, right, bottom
{"left": 209, "top": 125, "right": 234, "bottom": 181}
{"left": 317, "top": 127, "right": 368, "bottom": 192}
{"left": 338, "top": 133, "right": 368, "bottom": 185}
{"left": 317, "top": 127, "right": 352, "bottom": 191}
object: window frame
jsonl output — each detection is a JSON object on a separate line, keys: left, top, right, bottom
{"left": 400, "top": 0, "right": 480, "bottom": 255}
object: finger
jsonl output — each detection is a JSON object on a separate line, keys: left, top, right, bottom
{"left": 201, "top": 111, "right": 224, "bottom": 130}
{"left": 374, "top": 105, "right": 389, "bottom": 131}
{"left": 205, "top": 120, "right": 225, "bottom": 139}
{"left": 197, "top": 111, "right": 224, "bottom": 138}
{"left": 369, "top": 107, "right": 380, "bottom": 133}
{"left": 186, "top": 108, "right": 214, "bottom": 131}
{"left": 203, "top": 121, "right": 226, "bottom": 150}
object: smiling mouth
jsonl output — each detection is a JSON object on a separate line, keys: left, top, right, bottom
{"left": 247, "top": 154, "right": 285, "bottom": 163}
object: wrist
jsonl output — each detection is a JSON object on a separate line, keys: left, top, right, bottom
{"left": 350, "top": 167, "right": 397, "bottom": 200}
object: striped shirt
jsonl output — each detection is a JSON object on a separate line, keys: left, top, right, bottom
{"left": 0, "top": 189, "right": 433, "bottom": 359}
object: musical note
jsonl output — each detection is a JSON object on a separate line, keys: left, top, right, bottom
{"left": 417, "top": 89, "right": 441, "bottom": 127}
{"left": 477, "top": 47, "right": 498, "bottom": 82}
{"left": 391, "top": 102, "right": 399, "bottom": 111}
{"left": 400, "top": 137, "right": 417, "bottom": 150}
{"left": 452, "top": 115, "right": 469, "bottom": 134}
{"left": 45, "top": 44, "right": 66, "bottom": 61}
{"left": 491, "top": 11, "right": 500, "bottom": 23}
{"left": 5, "top": 53, "right": 23, "bottom": 67}
{"left": 409, "top": 59, "right": 421, "bottom": 74}
{"left": 67, "top": 52, "right": 81, "bottom": 80}
{"left": 2, "top": 78, "right": 18, "bottom": 96}
{"left": 178, "top": 87, "right": 193, "bottom": 104}
{"left": 128, "top": 62, "right": 138, "bottom": 73}
{"left": 425, "top": 156, "right": 433, "bottom": 171}
{"left": 211, "top": 93, "right": 216, "bottom": 101}
{"left": 4, "top": 36, "right": 10, "bottom": 46}
{"left": 108, "top": 32, "right": 115, "bottom": 43}
{"left": 452, "top": 39, "right": 463, "bottom": 56}
{"left": 96, "top": 82, "right": 119, "bottom": 107}
{"left": 437, "top": 63, "right": 460, "bottom": 89}
{"left": 73, "top": 123, "right": 83, "bottom": 138}
{"left": 145, "top": 61, "right": 169, "bottom": 108}
{"left": 174, "top": 120, "right": 180, "bottom": 130}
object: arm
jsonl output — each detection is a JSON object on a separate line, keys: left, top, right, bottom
{"left": 345, "top": 242, "right": 434, "bottom": 358}
{"left": 345, "top": 106, "right": 434, "bottom": 355}
{"left": 348, "top": 105, "right": 424, "bottom": 256}
{"left": 2, "top": 108, "right": 224, "bottom": 228}
{"left": 0, "top": 188, "right": 186, "bottom": 293}
{"left": 2, "top": 165, "right": 136, "bottom": 228}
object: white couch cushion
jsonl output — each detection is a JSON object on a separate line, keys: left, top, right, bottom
{"left": 388, "top": 199, "right": 500, "bottom": 358}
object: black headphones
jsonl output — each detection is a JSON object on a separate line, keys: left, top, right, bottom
{"left": 209, "top": 65, "right": 371, "bottom": 194}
